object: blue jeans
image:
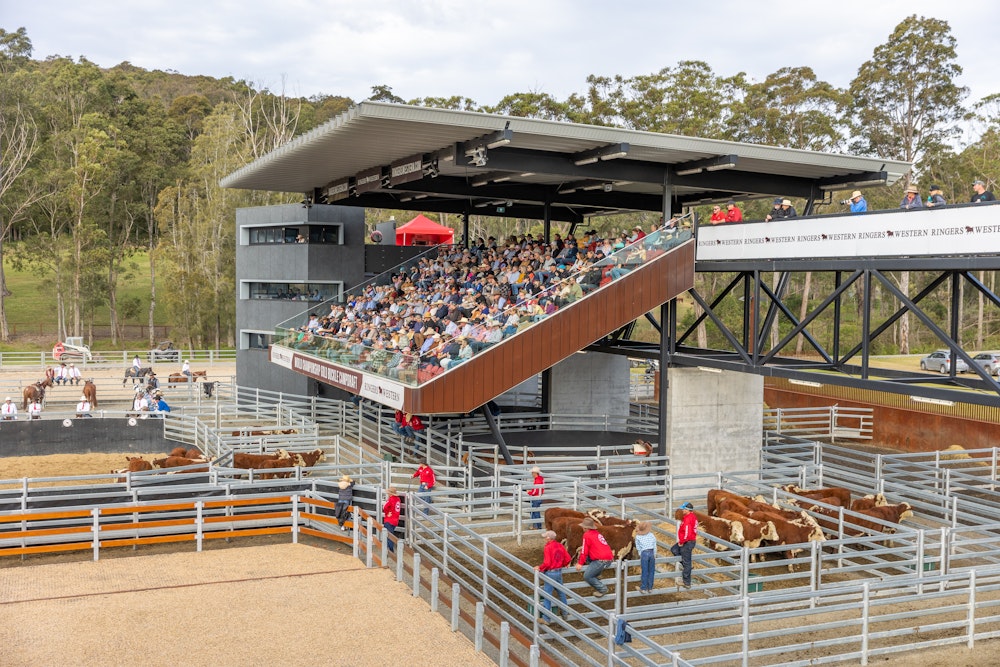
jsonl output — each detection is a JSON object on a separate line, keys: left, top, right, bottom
{"left": 671, "top": 541, "right": 694, "bottom": 585}
{"left": 419, "top": 483, "right": 433, "bottom": 514}
{"left": 640, "top": 549, "right": 655, "bottom": 591}
{"left": 530, "top": 499, "right": 542, "bottom": 529}
{"left": 540, "top": 569, "right": 567, "bottom": 621}
{"left": 583, "top": 559, "right": 610, "bottom": 594}
{"left": 386, "top": 522, "right": 398, "bottom": 553}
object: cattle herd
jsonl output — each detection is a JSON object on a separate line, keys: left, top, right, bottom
{"left": 542, "top": 485, "right": 913, "bottom": 572}
{"left": 111, "top": 445, "right": 327, "bottom": 481}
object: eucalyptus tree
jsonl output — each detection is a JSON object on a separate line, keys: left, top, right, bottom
{"left": 847, "top": 14, "right": 969, "bottom": 354}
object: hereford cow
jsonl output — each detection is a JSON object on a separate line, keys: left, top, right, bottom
{"left": 292, "top": 448, "right": 326, "bottom": 467}
{"left": 564, "top": 521, "right": 638, "bottom": 561}
{"left": 543, "top": 507, "right": 611, "bottom": 532}
{"left": 719, "top": 511, "right": 778, "bottom": 558}
{"left": 230, "top": 428, "right": 298, "bottom": 437}
{"left": 781, "top": 485, "right": 852, "bottom": 509}
{"left": 257, "top": 457, "right": 297, "bottom": 480}
{"left": 184, "top": 448, "right": 203, "bottom": 460}
{"left": 707, "top": 489, "right": 760, "bottom": 516}
{"left": 681, "top": 509, "right": 744, "bottom": 552}
{"left": 153, "top": 455, "right": 210, "bottom": 471}
{"left": 843, "top": 503, "right": 913, "bottom": 538}
{"left": 747, "top": 509, "right": 825, "bottom": 571}
{"left": 232, "top": 451, "right": 288, "bottom": 469}
{"left": 850, "top": 494, "right": 888, "bottom": 512}
{"left": 169, "top": 447, "right": 188, "bottom": 457}
{"left": 126, "top": 456, "right": 153, "bottom": 473}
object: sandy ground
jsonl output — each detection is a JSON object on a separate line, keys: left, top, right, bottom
{"left": 0, "top": 541, "right": 494, "bottom": 667}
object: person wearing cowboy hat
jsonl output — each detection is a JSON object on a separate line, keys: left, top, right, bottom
{"left": 635, "top": 521, "right": 658, "bottom": 594}
{"left": 1, "top": 396, "right": 16, "bottom": 420}
{"left": 848, "top": 190, "right": 868, "bottom": 214}
{"left": 900, "top": 184, "right": 923, "bottom": 210}
{"left": 535, "top": 529, "right": 572, "bottom": 624}
{"left": 383, "top": 486, "right": 401, "bottom": 553}
{"left": 671, "top": 502, "right": 697, "bottom": 589}
{"left": 75, "top": 395, "right": 92, "bottom": 419}
{"left": 527, "top": 466, "right": 544, "bottom": 529}
{"left": 575, "top": 517, "right": 614, "bottom": 597}
{"left": 927, "top": 184, "right": 947, "bottom": 208}
{"left": 334, "top": 474, "right": 355, "bottom": 530}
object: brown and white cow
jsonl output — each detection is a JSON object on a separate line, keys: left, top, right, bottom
{"left": 781, "top": 485, "right": 852, "bottom": 508}
{"left": 291, "top": 448, "right": 326, "bottom": 467}
{"left": 543, "top": 507, "right": 610, "bottom": 532}
{"left": 257, "top": 457, "right": 297, "bottom": 480}
{"left": 843, "top": 503, "right": 913, "bottom": 537}
{"left": 719, "top": 511, "right": 779, "bottom": 559}
{"left": 850, "top": 494, "right": 888, "bottom": 512}
{"left": 564, "top": 521, "right": 638, "bottom": 561}
{"left": 747, "top": 509, "right": 826, "bottom": 571}
{"left": 683, "top": 510, "right": 744, "bottom": 552}
{"left": 232, "top": 451, "right": 288, "bottom": 469}
{"left": 707, "top": 489, "right": 764, "bottom": 516}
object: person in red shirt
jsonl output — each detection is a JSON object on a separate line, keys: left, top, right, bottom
{"left": 527, "top": 466, "right": 544, "bottom": 529}
{"left": 535, "top": 530, "right": 571, "bottom": 623}
{"left": 412, "top": 463, "right": 436, "bottom": 514}
{"left": 709, "top": 204, "right": 726, "bottom": 224}
{"left": 574, "top": 517, "right": 614, "bottom": 596}
{"left": 383, "top": 486, "right": 401, "bottom": 553}
{"left": 725, "top": 200, "right": 743, "bottom": 223}
{"left": 670, "top": 501, "right": 697, "bottom": 588}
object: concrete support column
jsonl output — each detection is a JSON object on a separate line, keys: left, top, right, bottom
{"left": 549, "top": 353, "right": 629, "bottom": 420}
{"left": 664, "top": 367, "right": 762, "bottom": 475}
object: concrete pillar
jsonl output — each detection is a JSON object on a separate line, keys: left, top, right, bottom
{"left": 549, "top": 353, "right": 629, "bottom": 420}
{"left": 664, "top": 367, "right": 762, "bottom": 475}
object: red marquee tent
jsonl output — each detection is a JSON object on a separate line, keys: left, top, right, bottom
{"left": 395, "top": 214, "right": 455, "bottom": 246}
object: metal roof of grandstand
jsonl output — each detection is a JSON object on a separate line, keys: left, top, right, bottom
{"left": 221, "top": 102, "right": 911, "bottom": 222}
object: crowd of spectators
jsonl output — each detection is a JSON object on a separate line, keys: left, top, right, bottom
{"left": 279, "top": 224, "right": 689, "bottom": 384}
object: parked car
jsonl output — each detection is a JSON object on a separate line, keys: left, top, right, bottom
{"left": 149, "top": 341, "right": 180, "bottom": 362}
{"left": 972, "top": 351, "right": 1000, "bottom": 377}
{"left": 919, "top": 349, "right": 969, "bottom": 374}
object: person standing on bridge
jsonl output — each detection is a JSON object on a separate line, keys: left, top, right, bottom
{"left": 724, "top": 200, "right": 743, "bottom": 223}
{"left": 575, "top": 517, "right": 614, "bottom": 597}
{"left": 527, "top": 466, "right": 544, "bottom": 529}
{"left": 2, "top": 397, "right": 17, "bottom": 420}
{"left": 900, "top": 185, "right": 923, "bottom": 210}
{"left": 848, "top": 190, "right": 868, "bottom": 213}
{"left": 671, "top": 502, "right": 697, "bottom": 589}
{"left": 383, "top": 486, "right": 401, "bottom": 553}
{"left": 972, "top": 180, "right": 997, "bottom": 203}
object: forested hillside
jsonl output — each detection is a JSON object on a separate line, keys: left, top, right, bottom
{"left": 1, "top": 15, "right": 998, "bottom": 353}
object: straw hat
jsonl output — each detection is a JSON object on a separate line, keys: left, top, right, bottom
{"left": 530, "top": 466, "right": 541, "bottom": 474}
{"left": 580, "top": 517, "right": 598, "bottom": 530}
{"left": 387, "top": 486, "right": 398, "bottom": 495}
{"left": 636, "top": 521, "right": 652, "bottom": 535}
{"left": 905, "top": 185, "right": 920, "bottom": 194}
{"left": 340, "top": 474, "right": 353, "bottom": 482}
{"left": 851, "top": 190, "right": 863, "bottom": 199}
{"left": 338, "top": 480, "right": 350, "bottom": 490}
{"left": 80, "top": 396, "right": 87, "bottom": 401}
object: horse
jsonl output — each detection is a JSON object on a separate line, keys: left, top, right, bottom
{"left": 123, "top": 366, "right": 153, "bottom": 387}
{"left": 21, "top": 378, "right": 52, "bottom": 410}
{"left": 168, "top": 370, "right": 207, "bottom": 384}
{"left": 83, "top": 379, "right": 98, "bottom": 409}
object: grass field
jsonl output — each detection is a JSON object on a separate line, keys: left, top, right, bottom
{"left": 1, "top": 252, "right": 172, "bottom": 351}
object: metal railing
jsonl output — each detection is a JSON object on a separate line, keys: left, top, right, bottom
{"left": 0, "top": 349, "right": 236, "bottom": 369}
{"left": 763, "top": 406, "right": 873, "bottom": 442}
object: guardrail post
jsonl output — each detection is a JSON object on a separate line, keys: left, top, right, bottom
{"left": 396, "top": 543, "right": 405, "bottom": 582}
{"left": 861, "top": 582, "right": 870, "bottom": 666}
{"left": 92, "top": 508, "right": 100, "bottom": 561}
{"left": 412, "top": 553, "right": 422, "bottom": 597}
{"left": 451, "top": 583, "right": 461, "bottom": 632}
{"left": 499, "top": 621, "right": 510, "bottom": 667}
{"left": 741, "top": 597, "right": 750, "bottom": 667}
{"left": 431, "top": 567, "right": 439, "bottom": 613}
{"left": 475, "top": 601, "right": 485, "bottom": 653}
{"left": 607, "top": 613, "right": 617, "bottom": 667}
{"left": 529, "top": 645, "right": 540, "bottom": 667}
{"left": 968, "top": 569, "right": 977, "bottom": 648}
{"left": 291, "top": 495, "right": 300, "bottom": 543}
{"left": 482, "top": 538, "right": 489, "bottom": 603}
{"left": 515, "top": 485, "right": 523, "bottom": 545}
{"left": 365, "top": 517, "right": 374, "bottom": 568}
{"left": 352, "top": 507, "right": 360, "bottom": 559}
{"left": 443, "top": 514, "right": 450, "bottom": 578}
{"left": 196, "top": 501, "right": 204, "bottom": 552}
{"left": 532, "top": 568, "right": 540, "bottom": 639}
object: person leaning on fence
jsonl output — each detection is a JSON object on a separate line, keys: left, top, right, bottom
{"left": 335, "top": 474, "right": 355, "bottom": 531}
{"left": 848, "top": 190, "right": 867, "bottom": 213}
{"left": 900, "top": 185, "right": 923, "bottom": 210}
{"left": 527, "top": 466, "right": 544, "bottom": 529}
{"left": 972, "top": 179, "right": 997, "bottom": 203}
{"left": 671, "top": 502, "right": 697, "bottom": 589}
{"left": 383, "top": 486, "right": 401, "bottom": 553}
{"left": 926, "top": 184, "right": 947, "bottom": 208}
{"left": 635, "top": 521, "right": 658, "bottom": 594}
{"left": 575, "top": 517, "right": 614, "bottom": 597}
{"left": 1, "top": 397, "right": 16, "bottom": 420}
{"left": 536, "top": 530, "right": 572, "bottom": 624}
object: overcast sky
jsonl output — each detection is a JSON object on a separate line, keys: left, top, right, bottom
{"left": 5, "top": 1, "right": 998, "bottom": 108}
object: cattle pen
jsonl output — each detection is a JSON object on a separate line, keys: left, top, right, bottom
{"left": 2, "top": 391, "right": 1000, "bottom": 665}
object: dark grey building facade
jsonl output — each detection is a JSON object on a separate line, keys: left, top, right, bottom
{"left": 235, "top": 203, "right": 366, "bottom": 396}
